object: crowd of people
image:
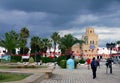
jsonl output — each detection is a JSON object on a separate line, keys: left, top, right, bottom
{"left": 90, "top": 57, "right": 119, "bottom": 79}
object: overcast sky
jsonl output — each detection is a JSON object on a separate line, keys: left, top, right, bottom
{"left": 0, "top": 0, "right": 120, "bottom": 47}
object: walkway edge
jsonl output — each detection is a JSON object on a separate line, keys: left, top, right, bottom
{"left": 2, "top": 73, "right": 45, "bottom": 83}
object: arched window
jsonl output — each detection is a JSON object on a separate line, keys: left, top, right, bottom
{"left": 90, "top": 41, "right": 94, "bottom": 44}
{"left": 90, "top": 30, "right": 92, "bottom": 33}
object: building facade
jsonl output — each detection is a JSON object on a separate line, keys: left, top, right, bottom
{"left": 82, "top": 28, "right": 98, "bottom": 59}
{"left": 72, "top": 43, "right": 81, "bottom": 56}
{"left": 72, "top": 27, "right": 98, "bottom": 59}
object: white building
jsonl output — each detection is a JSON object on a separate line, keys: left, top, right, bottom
{"left": 0, "top": 47, "right": 6, "bottom": 59}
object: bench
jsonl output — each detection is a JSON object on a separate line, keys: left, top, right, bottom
{"left": 39, "top": 67, "right": 54, "bottom": 79}
{"left": 21, "top": 73, "right": 44, "bottom": 83}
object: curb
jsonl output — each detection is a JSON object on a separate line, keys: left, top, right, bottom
{"left": 2, "top": 73, "right": 45, "bottom": 83}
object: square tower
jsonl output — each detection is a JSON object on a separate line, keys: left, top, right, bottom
{"left": 82, "top": 28, "right": 98, "bottom": 59}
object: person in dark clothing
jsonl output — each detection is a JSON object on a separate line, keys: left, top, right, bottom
{"left": 91, "top": 57, "right": 98, "bottom": 79}
{"left": 97, "top": 59, "right": 100, "bottom": 68}
{"left": 106, "top": 58, "right": 113, "bottom": 74}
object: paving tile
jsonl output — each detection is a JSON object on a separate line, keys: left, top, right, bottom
{"left": 41, "top": 63, "right": 120, "bottom": 83}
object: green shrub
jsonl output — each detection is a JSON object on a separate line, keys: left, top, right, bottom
{"left": 29, "top": 57, "right": 34, "bottom": 63}
{"left": 41, "top": 57, "right": 50, "bottom": 63}
{"left": 30, "top": 54, "right": 41, "bottom": 62}
{"left": 12, "top": 49, "right": 16, "bottom": 54}
{"left": 49, "top": 58, "right": 56, "bottom": 62}
{"left": 56, "top": 55, "right": 67, "bottom": 66}
{"left": 79, "top": 59, "right": 85, "bottom": 64}
{"left": 60, "top": 60, "right": 66, "bottom": 68}
{"left": 22, "top": 59, "right": 29, "bottom": 62}
{"left": 41, "top": 57, "right": 56, "bottom": 63}
{"left": 11, "top": 56, "right": 22, "bottom": 62}
{"left": 74, "top": 60, "right": 79, "bottom": 68}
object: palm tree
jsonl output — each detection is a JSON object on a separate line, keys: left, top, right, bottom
{"left": 42, "top": 38, "right": 52, "bottom": 56}
{"left": 30, "top": 36, "right": 42, "bottom": 53}
{"left": 51, "top": 32, "right": 60, "bottom": 57}
{"left": 0, "top": 30, "right": 19, "bottom": 55}
{"left": 19, "top": 27, "right": 29, "bottom": 54}
{"left": 59, "top": 34, "right": 77, "bottom": 55}
{"left": 20, "top": 27, "right": 29, "bottom": 38}
{"left": 19, "top": 38, "right": 27, "bottom": 54}
{"left": 30, "top": 36, "right": 42, "bottom": 62}
{"left": 117, "top": 41, "right": 120, "bottom": 45}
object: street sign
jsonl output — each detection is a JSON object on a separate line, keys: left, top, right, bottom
{"left": 89, "top": 44, "right": 95, "bottom": 49}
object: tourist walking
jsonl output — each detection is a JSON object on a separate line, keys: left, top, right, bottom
{"left": 91, "top": 57, "right": 98, "bottom": 79}
{"left": 106, "top": 58, "right": 113, "bottom": 74}
{"left": 97, "top": 58, "right": 100, "bottom": 68}
{"left": 66, "top": 55, "right": 75, "bottom": 70}
{"left": 86, "top": 58, "right": 91, "bottom": 70}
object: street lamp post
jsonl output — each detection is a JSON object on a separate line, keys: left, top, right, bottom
{"left": 106, "top": 42, "right": 116, "bottom": 58}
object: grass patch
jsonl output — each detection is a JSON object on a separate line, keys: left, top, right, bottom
{"left": 0, "top": 73, "right": 30, "bottom": 82}
{"left": 0, "top": 66, "right": 10, "bottom": 69}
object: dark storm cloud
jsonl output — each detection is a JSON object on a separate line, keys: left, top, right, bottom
{"left": 0, "top": 0, "right": 120, "bottom": 47}
{"left": 0, "top": 0, "right": 120, "bottom": 27}
{"left": 0, "top": 0, "right": 84, "bottom": 14}
{"left": 0, "top": 0, "right": 119, "bottom": 13}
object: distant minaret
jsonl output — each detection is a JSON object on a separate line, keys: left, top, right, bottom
{"left": 82, "top": 27, "right": 98, "bottom": 59}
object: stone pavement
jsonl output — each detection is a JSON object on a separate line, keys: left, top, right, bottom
{"left": 0, "top": 62, "right": 120, "bottom": 83}
{"left": 0, "top": 65, "right": 53, "bottom": 83}
{"left": 41, "top": 63, "right": 120, "bottom": 83}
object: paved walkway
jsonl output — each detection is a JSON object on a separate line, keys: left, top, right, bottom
{"left": 0, "top": 62, "right": 120, "bottom": 83}
{"left": 41, "top": 63, "right": 120, "bottom": 83}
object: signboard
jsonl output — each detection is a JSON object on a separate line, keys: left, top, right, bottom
{"left": 22, "top": 56, "right": 29, "bottom": 59}
{"left": 89, "top": 44, "right": 95, "bottom": 49}
{"left": 1, "top": 55, "right": 11, "bottom": 62}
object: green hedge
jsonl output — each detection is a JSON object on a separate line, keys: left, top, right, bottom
{"left": 74, "top": 60, "right": 78, "bottom": 68}
{"left": 56, "top": 55, "right": 67, "bottom": 66}
{"left": 41, "top": 57, "right": 54, "bottom": 63}
{"left": 22, "top": 59, "right": 29, "bottom": 62}
{"left": 11, "top": 56, "right": 22, "bottom": 62}
{"left": 30, "top": 55, "right": 41, "bottom": 62}
{"left": 60, "top": 60, "right": 66, "bottom": 68}
{"left": 79, "top": 59, "right": 86, "bottom": 64}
